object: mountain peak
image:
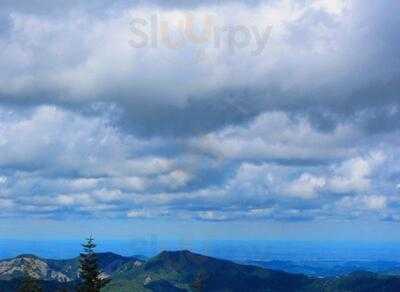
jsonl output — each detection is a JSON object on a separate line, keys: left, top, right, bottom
{"left": 158, "top": 250, "right": 197, "bottom": 257}
{"left": 154, "top": 250, "right": 211, "bottom": 264}
{"left": 144, "top": 249, "right": 232, "bottom": 275}
{"left": 16, "top": 254, "right": 40, "bottom": 259}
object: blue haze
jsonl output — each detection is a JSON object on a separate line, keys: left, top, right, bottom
{"left": 0, "top": 240, "right": 399, "bottom": 262}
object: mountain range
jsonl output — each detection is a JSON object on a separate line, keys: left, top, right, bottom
{"left": 0, "top": 250, "right": 399, "bottom": 291}
{"left": 245, "top": 259, "right": 400, "bottom": 277}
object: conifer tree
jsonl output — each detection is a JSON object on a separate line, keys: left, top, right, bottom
{"left": 191, "top": 272, "right": 207, "bottom": 292}
{"left": 78, "top": 236, "right": 110, "bottom": 292}
{"left": 19, "top": 276, "right": 42, "bottom": 292}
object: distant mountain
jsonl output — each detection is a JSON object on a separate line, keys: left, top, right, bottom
{"left": 104, "top": 250, "right": 400, "bottom": 292}
{"left": 246, "top": 260, "right": 400, "bottom": 277}
{"left": 313, "top": 271, "right": 400, "bottom": 292}
{"left": 0, "top": 252, "right": 142, "bottom": 282}
{"left": 105, "top": 250, "right": 313, "bottom": 292}
{"left": 0, "top": 254, "right": 72, "bottom": 282}
{"left": 0, "top": 250, "right": 400, "bottom": 291}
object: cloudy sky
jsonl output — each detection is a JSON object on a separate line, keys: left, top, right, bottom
{"left": 0, "top": 0, "right": 399, "bottom": 241}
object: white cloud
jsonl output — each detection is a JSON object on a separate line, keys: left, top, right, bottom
{"left": 0, "top": 0, "right": 398, "bottom": 224}
{"left": 327, "top": 152, "right": 386, "bottom": 194}
{"left": 363, "top": 195, "right": 387, "bottom": 210}
{"left": 192, "top": 111, "right": 358, "bottom": 162}
{"left": 312, "top": 0, "right": 349, "bottom": 16}
{"left": 67, "top": 178, "right": 99, "bottom": 191}
{"left": 157, "top": 170, "right": 192, "bottom": 190}
{"left": 1, "top": 0, "right": 397, "bottom": 137}
{"left": 337, "top": 195, "right": 387, "bottom": 211}
{"left": 196, "top": 211, "right": 229, "bottom": 221}
{"left": 286, "top": 173, "right": 326, "bottom": 199}
{"left": 0, "top": 176, "right": 7, "bottom": 184}
{"left": 127, "top": 208, "right": 169, "bottom": 219}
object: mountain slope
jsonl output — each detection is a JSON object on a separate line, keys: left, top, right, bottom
{"left": 0, "top": 253, "right": 142, "bottom": 282}
{"left": 0, "top": 255, "right": 71, "bottom": 282}
{"left": 105, "top": 251, "right": 400, "bottom": 292}
{"left": 1, "top": 251, "right": 400, "bottom": 291}
{"left": 106, "top": 250, "right": 314, "bottom": 292}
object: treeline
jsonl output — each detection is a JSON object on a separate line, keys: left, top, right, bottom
{"left": 19, "top": 236, "right": 110, "bottom": 292}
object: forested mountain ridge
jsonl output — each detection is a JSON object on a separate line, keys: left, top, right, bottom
{"left": 0, "top": 250, "right": 399, "bottom": 291}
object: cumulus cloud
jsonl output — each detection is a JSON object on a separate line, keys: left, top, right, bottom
{"left": 336, "top": 195, "right": 387, "bottom": 211}
{"left": 0, "top": 0, "right": 399, "bottom": 223}
{"left": 191, "top": 111, "right": 359, "bottom": 162}
{"left": 285, "top": 173, "right": 326, "bottom": 199}
{"left": 0, "top": 103, "right": 397, "bottom": 221}
{"left": 327, "top": 152, "right": 386, "bottom": 194}
{"left": 0, "top": 0, "right": 399, "bottom": 136}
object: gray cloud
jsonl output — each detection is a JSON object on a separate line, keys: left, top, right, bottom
{"left": 0, "top": 0, "right": 398, "bottom": 137}
{"left": 0, "top": 0, "right": 399, "bottom": 223}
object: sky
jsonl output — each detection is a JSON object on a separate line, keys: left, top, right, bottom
{"left": 0, "top": 0, "right": 399, "bottom": 241}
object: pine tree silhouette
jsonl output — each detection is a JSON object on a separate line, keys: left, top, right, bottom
{"left": 78, "top": 236, "right": 110, "bottom": 292}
